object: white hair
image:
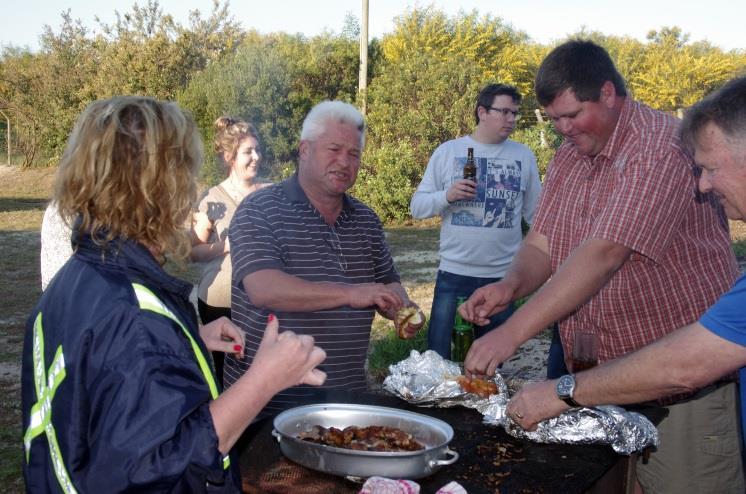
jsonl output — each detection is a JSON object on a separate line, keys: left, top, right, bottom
{"left": 300, "top": 101, "right": 366, "bottom": 147}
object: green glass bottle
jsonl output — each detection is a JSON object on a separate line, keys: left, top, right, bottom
{"left": 452, "top": 297, "right": 474, "bottom": 363}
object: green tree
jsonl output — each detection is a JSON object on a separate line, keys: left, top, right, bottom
{"left": 382, "top": 7, "right": 534, "bottom": 96}
{"left": 362, "top": 6, "right": 536, "bottom": 221}
{"left": 0, "top": 1, "right": 243, "bottom": 166}
{"left": 362, "top": 52, "right": 482, "bottom": 221}
{"left": 564, "top": 28, "right": 746, "bottom": 112}
{"left": 0, "top": 47, "right": 52, "bottom": 166}
{"left": 353, "top": 142, "right": 419, "bottom": 222}
{"left": 630, "top": 27, "right": 744, "bottom": 110}
{"left": 367, "top": 51, "right": 482, "bottom": 162}
{"left": 177, "top": 35, "right": 295, "bottom": 183}
{"left": 91, "top": 0, "right": 243, "bottom": 99}
{"left": 511, "top": 123, "right": 562, "bottom": 178}
{"left": 28, "top": 12, "right": 98, "bottom": 162}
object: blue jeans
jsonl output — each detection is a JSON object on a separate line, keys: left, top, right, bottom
{"left": 427, "top": 270, "right": 515, "bottom": 360}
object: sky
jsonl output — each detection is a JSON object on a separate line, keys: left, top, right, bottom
{"left": 1, "top": 0, "right": 744, "bottom": 52}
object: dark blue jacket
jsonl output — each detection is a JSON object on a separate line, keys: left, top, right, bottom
{"left": 22, "top": 233, "right": 240, "bottom": 493}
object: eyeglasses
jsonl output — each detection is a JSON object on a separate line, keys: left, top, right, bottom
{"left": 487, "top": 107, "right": 521, "bottom": 120}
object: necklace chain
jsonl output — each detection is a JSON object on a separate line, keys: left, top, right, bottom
{"left": 227, "top": 175, "right": 255, "bottom": 203}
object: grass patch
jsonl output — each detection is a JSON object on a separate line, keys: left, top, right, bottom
{"left": 0, "top": 168, "right": 70, "bottom": 491}
{"left": 0, "top": 228, "right": 38, "bottom": 493}
{"left": 367, "top": 327, "right": 429, "bottom": 382}
{"left": 385, "top": 224, "right": 440, "bottom": 254}
{"left": 0, "top": 166, "right": 56, "bottom": 199}
{"left": 0, "top": 387, "right": 24, "bottom": 493}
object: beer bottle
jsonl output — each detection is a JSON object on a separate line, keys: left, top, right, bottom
{"left": 452, "top": 297, "right": 475, "bottom": 363}
{"left": 463, "top": 147, "right": 477, "bottom": 181}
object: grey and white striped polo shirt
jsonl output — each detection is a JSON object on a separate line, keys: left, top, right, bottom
{"left": 226, "top": 173, "right": 400, "bottom": 417}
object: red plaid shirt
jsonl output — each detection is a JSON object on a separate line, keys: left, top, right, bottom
{"left": 534, "top": 98, "right": 737, "bottom": 364}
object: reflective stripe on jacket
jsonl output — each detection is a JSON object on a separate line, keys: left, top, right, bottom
{"left": 23, "top": 313, "right": 77, "bottom": 494}
{"left": 132, "top": 282, "right": 230, "bottom": 470}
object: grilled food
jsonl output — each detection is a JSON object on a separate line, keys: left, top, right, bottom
{"left": 457, "top": 376, "right": 498, "bottom": 398}
{"left": 298, "top": 425, "right": 425, "bottom": 452}
{"left": 395, "top": 306, "right": 424, "bottom": 339}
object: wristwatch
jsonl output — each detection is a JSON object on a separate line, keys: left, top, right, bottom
{"left": 556, "top": 374, "right": 581, "bottom": 408}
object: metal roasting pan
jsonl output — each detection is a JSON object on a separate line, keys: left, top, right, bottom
{"left": 272, "top": 403, "right": 459, "bottom": 479}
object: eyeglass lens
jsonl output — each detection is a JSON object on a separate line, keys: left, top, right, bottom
{"left": 489, "top": 107, "right": 521, "bottom": 118}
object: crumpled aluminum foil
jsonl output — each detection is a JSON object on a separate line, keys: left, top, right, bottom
{"left": 383, "top": 349, "right": 510, "bottom": 410}
{"left": 497, "top": 404, "right": 659, "bottom": 455}
{"left": 383, "top": 350, "right": 658, "bottom": 455}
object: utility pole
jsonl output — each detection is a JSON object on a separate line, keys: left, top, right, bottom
{"left": 358, "top": 0, "right": 369, "bottom": 115}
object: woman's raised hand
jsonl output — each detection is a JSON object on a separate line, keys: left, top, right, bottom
{"left": 252, "top": 314, "right": 327, "bottom": 390}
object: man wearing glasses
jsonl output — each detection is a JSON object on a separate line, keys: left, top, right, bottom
{"left": 410, "top": 83, "right": 541, "bottom": 360}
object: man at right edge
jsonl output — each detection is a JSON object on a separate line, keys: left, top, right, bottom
{"left": 460, "top": 40, "right": 742, "bottom": 492}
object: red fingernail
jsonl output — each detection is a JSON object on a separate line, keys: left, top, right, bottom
{"left": 268, "top": 314, "right": 275, "bottom": 322}
{"left": 233, "top": 345, "right": 242, "bottom": 352}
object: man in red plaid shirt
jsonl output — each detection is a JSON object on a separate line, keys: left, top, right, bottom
{"left": 460, "top": 40, "right": 741, "bottom": 492}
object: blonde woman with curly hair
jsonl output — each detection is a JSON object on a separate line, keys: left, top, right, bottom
{"left": 21, "top": 96, "right": 325, "bottom": 492}
{"left": 191, "top": 116, "right": 270, "bottom": 381}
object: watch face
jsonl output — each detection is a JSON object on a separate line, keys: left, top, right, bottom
{"left": 557, "top": 375, "right": 575, "bottom": 398}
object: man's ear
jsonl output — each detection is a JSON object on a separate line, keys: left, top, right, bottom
{"left": 299, "top": 140, "right": 309, "bottom": 162}
{"left": 600, "top": 80, "right": 617, "bottom": 108}
{"left": 476, "top": 105, "right": 487, "bottom": 123}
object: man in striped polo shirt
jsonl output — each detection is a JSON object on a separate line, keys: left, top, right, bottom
{"left": 226, "top": 101, "right": 421, "bottom": 418}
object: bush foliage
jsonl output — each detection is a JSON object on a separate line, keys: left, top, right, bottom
{"left": 2, "top": 1, "right": 745, "bottom": 220}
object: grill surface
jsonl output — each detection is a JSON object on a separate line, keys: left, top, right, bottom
{"left": 238, "top": 389, "right": 626, "bottom": 493}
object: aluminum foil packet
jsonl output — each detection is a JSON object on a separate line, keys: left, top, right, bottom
{"left": 382, "top": 350, "right": 508, "bottom": 410}
{"left": 383, "top": 350, "right": 658, "bottom": 455}
{"left": 495, "top": 405, "right": 659, "bottom": 455}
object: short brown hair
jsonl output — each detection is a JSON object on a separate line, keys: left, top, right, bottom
{"left": 475, "top": 83, "right": 522, "bottom": 125}
{"left": 535, "top": 40, "right": 627, "bottom": 106}
{"left": 54, "top": 96, "right": 203, "bottom": 261}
